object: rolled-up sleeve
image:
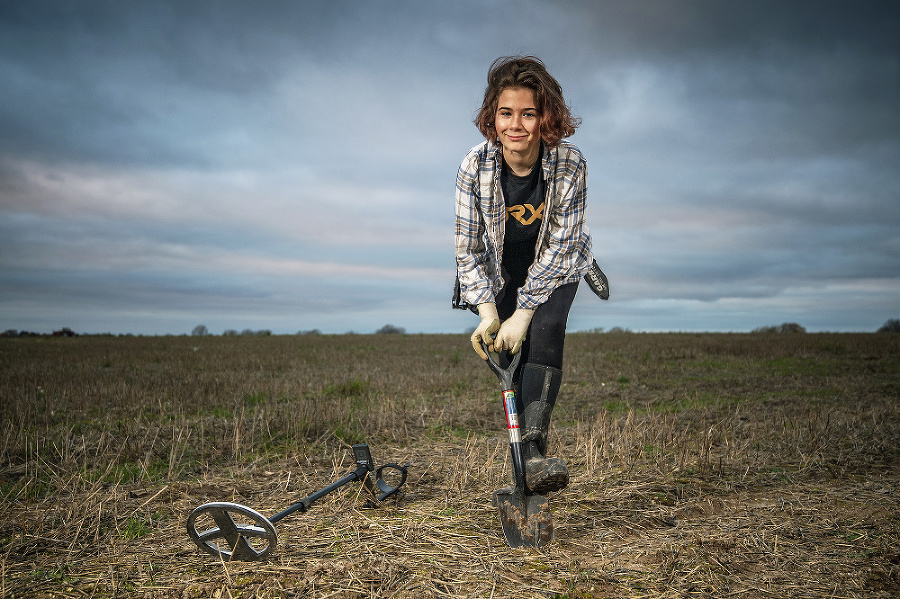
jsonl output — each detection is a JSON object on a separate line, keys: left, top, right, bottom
{"left": 455, "top": 147, "right": 496, "bottom": 306}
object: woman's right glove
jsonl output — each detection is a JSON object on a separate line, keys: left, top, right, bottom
{"left": 493, "top": 308, "right": 534, "bottom": 355}
{"left": 470, "top": 302, "right": 500, "bottom": 360}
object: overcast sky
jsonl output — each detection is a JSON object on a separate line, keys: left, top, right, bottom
{"left": 1, "top": 1, "right": 898, "bottom": 335}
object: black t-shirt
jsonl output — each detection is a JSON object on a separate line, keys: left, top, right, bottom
{"left": 501, "top": 148, "right": 545, "bottom": 292}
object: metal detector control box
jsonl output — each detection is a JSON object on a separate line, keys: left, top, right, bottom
{"left": 352, "top": 443, "right": 374, "bottom": 471}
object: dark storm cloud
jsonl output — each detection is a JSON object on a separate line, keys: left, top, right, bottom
{"left": 547, "top": 1, "right": 900, "bottom": 320}
{"left": 559, "top": 1, "right": 898, "bottom": 57}
{"left": 1, "top": 2, "right": 298, "bottom": 167}
{"left": 1, "top": 0, "right": 898, "bottom": 333}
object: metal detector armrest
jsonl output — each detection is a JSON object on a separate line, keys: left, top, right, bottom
{"left": 373, "top": 463, "right": 410, "bottom": 501}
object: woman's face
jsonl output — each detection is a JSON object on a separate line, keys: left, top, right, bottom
{"left": 494, "top": 87, "right": 541, "bottom": 159}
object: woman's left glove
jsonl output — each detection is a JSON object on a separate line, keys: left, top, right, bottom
{"left": 493, "top": 308, "right": 535, "bottom": 355}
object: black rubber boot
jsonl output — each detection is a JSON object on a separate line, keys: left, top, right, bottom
{"left": 520, "top": 363, "right": 568, "bottom": 494}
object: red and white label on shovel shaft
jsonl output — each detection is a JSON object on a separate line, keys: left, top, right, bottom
{"left": 503, "top": 390, "right": 522, "bottom": 442}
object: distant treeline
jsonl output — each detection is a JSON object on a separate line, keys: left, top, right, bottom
{"left": 4, "top": 319, "right": 899, "bottom": 338}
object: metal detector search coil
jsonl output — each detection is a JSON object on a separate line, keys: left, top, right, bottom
{"left": 186, "top": 444, "right": 409, "bottom": 561}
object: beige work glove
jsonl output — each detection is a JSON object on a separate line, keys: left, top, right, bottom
{"left": 494, "top": 308, "right": 535, "bottom": 355}
{"left": 470, "top": 302, "right": 500, "bottom": 360}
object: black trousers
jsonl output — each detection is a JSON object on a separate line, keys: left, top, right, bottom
{"left": 497, "top": 280, "right": 579, "bottom": 381}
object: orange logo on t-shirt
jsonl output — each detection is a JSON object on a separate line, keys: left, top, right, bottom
{"left": 507, "top": 202, "right": 544, "bottom": 225}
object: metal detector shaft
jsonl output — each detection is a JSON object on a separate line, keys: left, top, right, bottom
{"left": 269, "top": 464, "right": 369, "bottom": 524}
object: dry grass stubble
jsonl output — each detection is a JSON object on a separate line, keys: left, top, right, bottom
{"left": 1, "top": 333, "right": 898, "bottom": 597}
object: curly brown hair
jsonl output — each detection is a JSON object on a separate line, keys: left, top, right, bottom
{"left": 475, "top": 56, "right": 580, "bottom": 148}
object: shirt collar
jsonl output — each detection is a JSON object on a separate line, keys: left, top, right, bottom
{"left": 488, "top": 140, "right": 551, "bottom": 174}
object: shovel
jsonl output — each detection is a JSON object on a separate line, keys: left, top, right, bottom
{"left": 481, "top": 341, "right": 553, "bottom": 548}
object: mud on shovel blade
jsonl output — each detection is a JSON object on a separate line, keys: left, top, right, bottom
{"left": 481, "top": 341, "right": 553, "bottom": 548}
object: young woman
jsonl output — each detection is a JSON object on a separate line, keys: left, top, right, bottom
{"left": 454, "top": 56, "right": 596, "bottom": 494}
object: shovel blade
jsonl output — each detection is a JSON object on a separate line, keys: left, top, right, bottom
{"left": 495, "top": 488, "right": 554, "bottom": 548}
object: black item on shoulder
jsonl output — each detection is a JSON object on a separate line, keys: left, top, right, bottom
{"left": 452, "top": 277, "right": 477, "bottom": 312}
{"left": 583, "top": 259, "right": 610, "bottom": 300}
{"left": 451, "top": 270, "right": 508, "bottom": 313}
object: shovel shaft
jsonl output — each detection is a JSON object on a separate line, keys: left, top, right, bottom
{"left": 502, "top": 388, "right": 527, "bottom": 488}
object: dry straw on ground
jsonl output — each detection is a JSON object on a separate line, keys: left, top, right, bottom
{"left": 2, "top": 332, "right": 898, "bottom": 597}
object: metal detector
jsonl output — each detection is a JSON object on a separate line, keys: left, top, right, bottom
{"left": 186, "top": 444, "right": 409, "bottom": 561}
{"left": 481, "top": 341, "right": 553, "bottom": 548}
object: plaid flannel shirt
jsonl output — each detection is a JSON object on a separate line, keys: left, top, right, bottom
{"left": 455, "top": 140, "right": 593, "bottom": 310}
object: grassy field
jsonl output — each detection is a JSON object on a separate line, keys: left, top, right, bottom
{"left": 1, "top": 332, "right": 898, "bottom": 598}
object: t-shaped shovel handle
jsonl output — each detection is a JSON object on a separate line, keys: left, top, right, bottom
{"left": 480, "top": 340, "right": 521, "bottom": 391}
